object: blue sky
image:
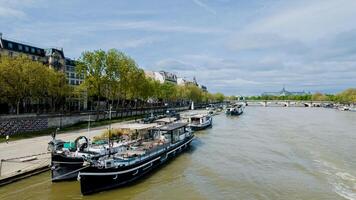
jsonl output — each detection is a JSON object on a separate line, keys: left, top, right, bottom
{"left": 1, "top": 0, "right": 356, "bottom": 95}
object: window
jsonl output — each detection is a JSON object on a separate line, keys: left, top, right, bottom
{"left": 70, "top": 80, "right": 75, "bottom": 85}
{"left": 18, "top": 45, "right": 23, "bottom": 50}
{"left": 76, "top": 80, "right": 79, "bottom": 85}
{"left": 25, "top": 46, "right": 29, "bottom": 52}
{"left": 70, "top": 73, "right": 75, "bottom": 78}
{"left": 8, "top": 43, "right": 13, "bottom": 49}
{"left": 31, "top": 48, "right": 35, "bottom": 53}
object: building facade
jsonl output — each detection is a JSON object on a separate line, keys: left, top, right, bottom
{"left": 0, "top": 33, "right": 83, "bottom": 85}
{"left": 145, "top": 70, "right": 178, "bottom": 84}
{"left": 65, "top": 58, "right": 84, "bottom": 85}
{"left": 262, "top": 87, "right": 307, "bottom": 96}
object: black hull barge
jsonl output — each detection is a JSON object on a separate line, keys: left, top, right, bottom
{"left": 78, "top": 122, "right": 194, "bottom": 195}
{"left": 49, "top": 124, "right": 158, "bottom": 182}
{"left": 49, "top": 136, "right": 104, "bottom": 182}
{"left": 51, "top": 153, "right": 86, "bottom": 182}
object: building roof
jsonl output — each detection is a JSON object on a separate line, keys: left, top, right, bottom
{"left": 0, "top": 38, "right": 45, "bottom": 57}
{"left": 45, "top": 48, "right": 64, "bottom": 58}
{"left": 65, "top": 57, "right": 76, "bottom": 66}
{"left": 261, "top": 87, "right": 307, "bottom": 96}
{"left": 159, "top": 71, "right": 177, "bottom": 83}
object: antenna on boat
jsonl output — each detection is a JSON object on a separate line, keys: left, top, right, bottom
{"left": 108, "top": 105, "right": 113, "bottom": 156}
{"left": 87, "top": 114, "right": 91, "bottom": 138}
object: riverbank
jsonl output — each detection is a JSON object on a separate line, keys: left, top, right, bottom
{"left": 0, "top": 115, "right": 143, "bottom": 144}
{"left": 0, "top": 116, "right": 147, "bottom": 184}
{"left": 0, "top": 106, "right": 195, "bottom": 143}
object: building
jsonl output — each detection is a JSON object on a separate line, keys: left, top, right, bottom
{"left": 0, "top": 33, "right": 83, "bottom": 85}
{"left": 177, "top": 77, "right": 188, "bottom": 85}
{"left": 0, "top": 33, "right": 47, "bottom": 62}
{"left": 262, "top": 87, "right": 307, "bottom": 96}
{"left": 177, "top": 77, "right": 199, "bottom": 86}
{"left": 145, "top": 70, "right": 177, "bottom": 84}
{"left": 199, "top": 84, "right": 208, "bottom": 92}
{"left": 65, "top": 58, "right": 84, "bottom": 85}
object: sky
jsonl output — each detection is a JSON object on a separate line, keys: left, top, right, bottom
{"left": 0, "top": 0, "right": 356, "bottom": 95}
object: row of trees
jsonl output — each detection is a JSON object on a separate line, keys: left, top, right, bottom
{"left": 0, "top": 49, "right": 227, "bottom": 114}
{"left": 76, "top": 49, "right": 226, "bottom": 111}
{"left": 245, "top": 89, "right": 356, "bottom": 104}
{"left": 0, "top": 55, "right": 71, "bottom": 114}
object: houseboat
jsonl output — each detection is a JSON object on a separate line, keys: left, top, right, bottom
{"left": 187, "top": 114, "right": 212, "bottom": 131}
{"left": 49, "top": 123, "right": 157, "bottom": 182}
{"left": 225, "top": 104, "right": 244, "bottom": 116}
{"left": 78, "top": 122, "right": 194, "bottom": 195}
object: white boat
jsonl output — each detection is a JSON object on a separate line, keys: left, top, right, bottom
{"left": 186, "top": 114, "right": 213, "bottom": 131}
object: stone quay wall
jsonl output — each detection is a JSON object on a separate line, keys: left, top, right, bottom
{"left": 0, "top": 106, "right": 190, "bottom": 136}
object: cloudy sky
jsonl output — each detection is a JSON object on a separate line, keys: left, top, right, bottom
{"left": 1, "top": 0, "right": 356, "bottom": 95}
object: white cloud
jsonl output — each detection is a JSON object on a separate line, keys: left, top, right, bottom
{"left": 192, "top": 0, "right": 217, "bottom": 15}
{"left": 247, "top": 0, "right": 356, "bottom": 41}
{"left": 0, "top": 6, "right": 26, "bottom": 18}
{"left": 0, "top": 0, "right": 45, "bottom": 19}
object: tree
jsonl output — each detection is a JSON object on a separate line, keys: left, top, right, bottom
{"left": 336, "top": 88, "right": 356, "bottom": 104}
{"left": 0, "top": 55, "right": 70, "bottom": 114}
{"left": 312, "top": 92, "right": 328, "bottom": 101}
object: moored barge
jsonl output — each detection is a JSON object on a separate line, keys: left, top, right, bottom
{"left": 187, "top": 114, "right": 212, "bottom": 131}
{"left": 78, "top": 122, "right": 194, "bottom": 195}
{"left": 49, "top": 123, "right": 157, "bottom": 182}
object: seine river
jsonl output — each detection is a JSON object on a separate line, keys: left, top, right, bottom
{"left": 0, "top": 107, "right": 355, "bottom": 200}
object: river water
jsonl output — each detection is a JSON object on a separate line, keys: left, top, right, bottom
{"left": 0, "top": 107, "right": 355, "bottom": 200}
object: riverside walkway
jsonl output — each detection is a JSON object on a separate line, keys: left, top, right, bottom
{"left": 0, "top": 119, "right": 140, "bottom": 185}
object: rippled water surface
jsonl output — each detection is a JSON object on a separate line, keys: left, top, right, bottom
{"left": 1, "top": 107, "right": 355, "bottom": 200}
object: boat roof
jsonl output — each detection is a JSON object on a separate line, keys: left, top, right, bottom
{"left": 155, "top": 117, "right": 177, "bottom": 123}
{"left": 190, "top": 114, "right": 208, "bottom": 118}
{"left": 153, "top": 122, "right": 188, "bottom": 131}
{"left": 112, "top": 123, "right": 157, "bottom": 130}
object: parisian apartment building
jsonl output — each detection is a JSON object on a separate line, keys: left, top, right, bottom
{"left": 0, "top": 33, "right": 83, "bottom": 86}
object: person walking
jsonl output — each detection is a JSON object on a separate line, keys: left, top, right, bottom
{"left": 5, "top": 134, "right": 9, "bottom": 144}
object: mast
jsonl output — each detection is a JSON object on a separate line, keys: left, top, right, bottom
{"left": 87, "top": 114, "right": 91, "bottom": 138}
{"left": 107, "top": 105, "right": 113, "bottom": 156}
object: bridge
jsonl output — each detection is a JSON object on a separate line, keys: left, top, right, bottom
{"left": 236, "top": 100, "right": 333, "bottom": 107}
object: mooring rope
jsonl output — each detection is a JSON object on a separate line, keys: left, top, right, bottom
{"left": 51, "top": 165, "right": 90, "bottom": 181}
{"left": 1, "top": 152, "right": 50, "bottom": 162}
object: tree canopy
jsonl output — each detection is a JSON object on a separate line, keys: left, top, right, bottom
{"left": 0, "top": 55, "right": 70, "bottom": 114}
